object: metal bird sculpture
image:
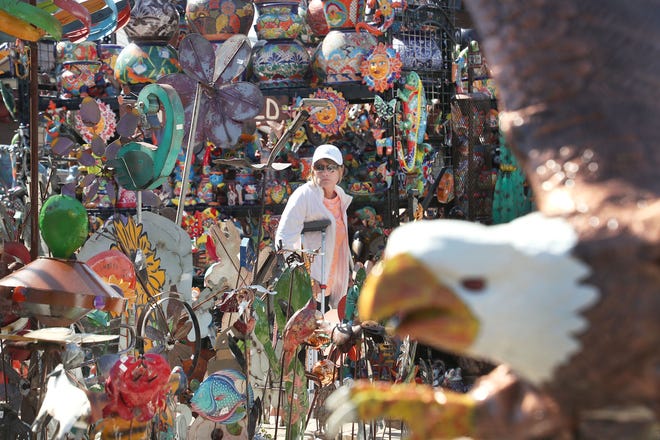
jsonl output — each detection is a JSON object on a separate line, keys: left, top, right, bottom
{"left": 167, "top": 365, "right": 188, "bottom": 397}
{"left": 327, "top": 0, "right": 660, "bottom": 439}
{"left": 31, "top": 364, "right": 91, "bottom": 440}
{"left": 282, "top": 297, "right": 323, "bottom": 372}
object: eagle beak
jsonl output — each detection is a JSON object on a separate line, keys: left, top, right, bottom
{"left": 358, "top": 253, "right": 479, "bottom": 353}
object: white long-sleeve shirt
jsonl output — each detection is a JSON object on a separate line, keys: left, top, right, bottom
{"left": 275, "top": 181, "right": 353, "bottom": 307}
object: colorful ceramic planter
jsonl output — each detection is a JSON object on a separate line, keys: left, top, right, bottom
{"left": 254, "top": 2, "right": 304, "bottom": 40}
{"left": 56, "top": 41, "right": 98, "bottom": 64}
{"left": 305, "top": 0, "right": 329, "bottom": 37}
{"left": 186, "top": 0, "right": 255, "bottom": 42}
{"left": 252, "top": 39, "right": 310, "bottom": 87}
{"left": 322, "top": 0, "right": 365, "bottom": 30}
{"left": 312, "top": 29, "right": 376, "bottom": 83}
{"left": 57, "top": 61, "right": 101, "bottom": 97}
{"left": 114, "top": 43, "right": 181, "bottom": 85}
{"left": 98, "top": 43, "right": 124, "bottom": 72}
{"left": 123, "top": 0, "right": 181, "bottom": 43}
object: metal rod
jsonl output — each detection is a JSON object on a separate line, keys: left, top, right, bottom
{"left": 29, "top": 39, "right": 39, "bottom": 260}
{"left": 136, "top": 191, "right": 142, "bottom": 223}
{"left": 304, "top": 378, "right": 319, "bottom": 431}
{"left": 273, "top": 264, "right": 299, "bottom": 439}
{"left": 0, "top": 340, "right": 7, "bottom": 402}
{"left": 319, "top": 230, "right": 326, "bottom": 314}
{"left": 274, "top": 345, "right": 285, "bottom": 438}
{"left": 175, "top": 83, "right": 202, "bottom": 227}
{"left": 285, "top": 357, "right": 297, "bottom": 440}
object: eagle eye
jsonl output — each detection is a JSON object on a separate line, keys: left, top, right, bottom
{"left": 461, "top": 278, "right": 486, "bottom": 292}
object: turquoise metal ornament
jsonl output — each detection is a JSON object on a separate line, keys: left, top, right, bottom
{"left": 110, "top": 83, "right": 184, "bottom": 190}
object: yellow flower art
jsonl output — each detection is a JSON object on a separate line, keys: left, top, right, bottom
{"left": 110, "top": 216, "right": 166, "bottom": 305}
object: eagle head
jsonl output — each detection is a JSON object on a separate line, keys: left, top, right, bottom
{"left": 359, "top": 212, "right": 599, "bottom": 384}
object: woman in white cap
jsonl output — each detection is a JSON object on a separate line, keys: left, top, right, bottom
{"left": 275, "top": 144, "right": 353, "bottom": 310}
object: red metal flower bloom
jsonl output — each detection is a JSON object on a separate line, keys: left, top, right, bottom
{"left": 104, "top": 353, "right": 172, "bottom": 422}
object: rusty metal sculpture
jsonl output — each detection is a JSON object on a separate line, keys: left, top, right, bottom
{"left": 327, "top": 1, "right": 660, "bottom": 439}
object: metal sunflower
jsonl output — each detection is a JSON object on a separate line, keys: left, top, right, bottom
{"left": 110, "top": 214, "right": 166, "bottom": 304}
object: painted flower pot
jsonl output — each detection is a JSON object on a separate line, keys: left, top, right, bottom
{"left": 306, "top": 0, "right": 329, "bottom": 37}
{"left": 322, "top": 0, "right": 365, "bottom": 30}
{"left": 254, "top": 2, "right": 305, "bottom": 40}
{"left": 98, "top": 44, "right": 124, "bottom": 72}
{"left": 56, "top": 41, "right": 98, "bottom": 64}
{"left": 123, "top": 0, "right": 181, "bottom": 43}
{"left": 57, "top": 61, "right": 101, "bottom": 98}
{"left": 252, "top": 39, "right": 310, "bottom": 87}
{"left": 186, "top": 0, "right": 255, "bottom": 42}
{"left": 114, "top": 43, "right": 181, "bottom": 86}
{"left": 312, "top": 29, "right": 376, "bottom": 84}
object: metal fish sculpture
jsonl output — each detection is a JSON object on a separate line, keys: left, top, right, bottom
{"left": 190, "top": 369, "right": 253, "bottom": 424}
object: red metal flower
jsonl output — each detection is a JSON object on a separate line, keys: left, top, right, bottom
{"left": 104, "top": 353, "right": 172, "bottom": 422}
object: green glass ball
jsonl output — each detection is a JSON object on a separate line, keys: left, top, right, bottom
{"left": 39, "top": 194, "right": 89, "bottom": 259}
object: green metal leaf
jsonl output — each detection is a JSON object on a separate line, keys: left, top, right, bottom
{"left": 273, "top": 264, "right": 312, "bottom": 331}
{"left": 252, "top": 297, "right": 279, "bottom": 373}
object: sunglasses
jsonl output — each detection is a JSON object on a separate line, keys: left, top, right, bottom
{"left": 313, "top": 164, "right": 341, "bottom": 172}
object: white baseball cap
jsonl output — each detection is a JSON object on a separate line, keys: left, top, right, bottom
{"left": 312, "top": 144, "right": 343, "bottom": 166}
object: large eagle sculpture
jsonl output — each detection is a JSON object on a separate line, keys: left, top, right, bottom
{"left": 326, "top": 1, "right": 660, "bottom": 439}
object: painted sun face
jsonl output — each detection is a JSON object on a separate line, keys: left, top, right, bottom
{"left": 360, "top": 43, "right": 402, "bottom": 93}
{"left": 368, "top": 53, "right": 390, "bottom": 81}
{"left": 316, "top": 103, "right": 338, "bottom": 125}
{"left": 307, "top": 87, "right": 349, "bottom": 136}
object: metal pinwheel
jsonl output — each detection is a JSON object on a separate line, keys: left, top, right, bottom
{"left": 158, "top": 33, "right": 264, "bottom": 151}
{"left": 158, "top": 32, "right": 264, "bottom": 224}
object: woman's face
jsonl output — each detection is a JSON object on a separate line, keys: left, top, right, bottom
{"left": 312, "top": 159, "right": 342, "bottom": 194}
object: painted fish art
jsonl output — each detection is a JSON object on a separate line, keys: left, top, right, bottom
{"left": 190, "top": 369, "right": 253, "bottom": 424}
